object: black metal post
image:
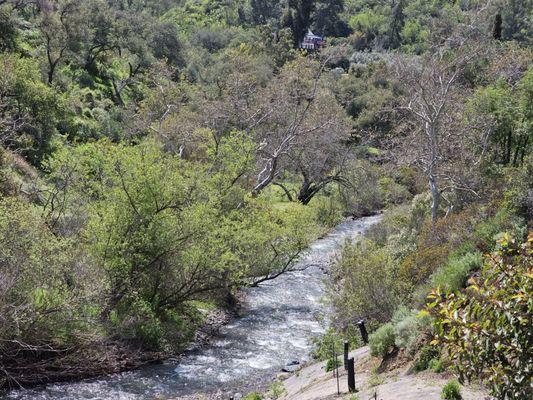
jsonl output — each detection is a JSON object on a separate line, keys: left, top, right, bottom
{"left": 347, "top": 357, "right": 356, "bottom": 392}
{"left": 358, "top": 319, "right": 368, "bottom": 344}
{"left": 343, "top": 340, "right": 349, "bottom": 370}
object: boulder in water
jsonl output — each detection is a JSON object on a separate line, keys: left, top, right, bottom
{"left": 282, "top": 360, "right": 301, "bottom": 373}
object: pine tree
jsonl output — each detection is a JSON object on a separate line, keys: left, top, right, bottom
{"left": 388, "top": 0, "right": 405, "bottom": 49}
{"left": 283, "top": 0, "right": 315, "bottom": 47}
{"left": 312, "top": 0, "right": 349, "bottom": 37}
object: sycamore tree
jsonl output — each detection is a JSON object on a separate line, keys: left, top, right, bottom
{"left": 250, "top": 56, "right": 351, "bottom": 204}
{"left": 392, "top": 45, "right": 483, "bottom": 221}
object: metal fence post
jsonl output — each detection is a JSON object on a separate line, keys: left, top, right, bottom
{"left": 358, "top": 319, "right": 368, "bottom": 344}
{"left": 343, "top": 340, "right": 349, "bottom": 370}
{"left": 347, "top": 357, "right": 356, "bottom": 392}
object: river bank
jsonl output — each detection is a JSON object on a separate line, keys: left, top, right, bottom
{"left": 0, "top": 303, "right": 236, "bottom": 393}
{"left": 5, "top": 216, "right": 381, "bottom": 400}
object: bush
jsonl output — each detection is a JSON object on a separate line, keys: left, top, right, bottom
{"left": 413, "top": 345, "right": 439, "bottom": 372}
{"left": 441, "top": 380, "right": 462, "bottom": 400}
{"left": 392, "top": 307, "right": 423, "bottom": 354}
{"left": 504, "top": 155, "right": 533, "bottom": 222}
{"left": 326, "top": 357, "right": 342, "bottom": 372}
{"left": 430, "top": 252, "right": 482, "bottom": 293}
{"left": 429, "top": 233, "right": 532, "bottom": 399}
{"left": 473, "top": 208, "right": 526, "bottom": 252}
{"left": 267, "top": 381, "right": 286, "bottom": 399}
{"left": 331, "top": 240, "right": 399, "bottom": 330}
{"left": 429, "top": 358, "right": 445, "bottom": 373}
{"left": 369, "top": 323, "right": 396, "bottom": 358}
{"left": 338, "top": 160, "right": 385, "bottom": 216}
{"left": 242, "top": 393, "right": 263, "bottom": 400}
{"left": 311, "top": 194, "right": 343, "bottom": 228}
{"left": 310, "top": 328, "right": 346, "bottom": 361}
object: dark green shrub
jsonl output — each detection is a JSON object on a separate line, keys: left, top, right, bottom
{"left": 429, "top": 358, "right": 445, "bottom": 373}
{"left": 369, "top": 323, "right": 396, "bottom": 358}
{"left": 413, "top": 345, "right": 439, "bottom": 372}
{"left": 441, "top": 380, "right": 462, "bottom": 400}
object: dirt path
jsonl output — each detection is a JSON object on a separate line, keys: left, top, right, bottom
{"left": 280, "top": 347, "right": 491, "bottom": 400}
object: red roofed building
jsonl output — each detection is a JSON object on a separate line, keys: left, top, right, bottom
{"left": 300, "top": 29, "right": 325, "bottom": 50}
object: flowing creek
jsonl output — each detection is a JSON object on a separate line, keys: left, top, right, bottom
{"left": 5, "top": 215, "right": 381, "bottom": 400}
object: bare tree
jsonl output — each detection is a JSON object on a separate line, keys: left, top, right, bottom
{"left": 250, "top": 56, "right": 351, "bottom": 203}
{"left": 393, "top": 46, "right": 481, "bottom": 221}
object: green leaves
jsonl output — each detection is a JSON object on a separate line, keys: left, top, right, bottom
{"left": 44, "top": 137, "right": 318, "bottom": 349}
{"left": 428, "top": 233, "right": 533, "bottom": 399}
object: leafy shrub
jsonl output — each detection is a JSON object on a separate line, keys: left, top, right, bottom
{"left": 392, "top": 307, "right": 423, "bottom": 354}
{"left": 430, "top": 252, "right": 482, "bottom": 293}
{"left": 325, "top": 357, "right": 342, "bottom": 372}
{"left": 311, "top": 194, "right": 343, "bottom": 228}
{"left": 379, "top": 176, "right": 411, "bottom": 206}
{"left": 267, "top": 381, "right": 286, "bottom": 399}
{"left": 441, "top": 380, "right": 462, "bottom": 400}
{"left": 473, "top": 208, "right": 526, "bottom": 252}
{"left": 311, "top": 328, "right": 346, "bottom": 361}
{"left": 242, "top": 393, "right": 263, "bottom": 400}
{"left": 429, "top": 358, "right": 445, "bottom": 373}
{"left": 413, "top": 345, "right": 439, "bottom": 372}
{"left": 332, "top": 240, "right": 399, "bottom": 329}
{"left": 369, "top": 323, "right": 396, "bottom": 358}
{"left": 338, "top": 160, "right": 385, "bottom": 217}
{"left": 429, "top": 233, "right": 532, "bottom": 399}
{"left": 504, "top": 155, "right": 533, "bottom": 221}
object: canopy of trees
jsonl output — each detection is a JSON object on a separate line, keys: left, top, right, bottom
{"left": 0, "top": 0, "right": 531, "bottom": 395}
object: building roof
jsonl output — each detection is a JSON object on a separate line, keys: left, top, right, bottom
{"left": 305, "top": 29, "right": 323, "bottom": 40}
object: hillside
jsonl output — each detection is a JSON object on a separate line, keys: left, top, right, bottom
{"left": 0, "top": 1, "right": 531, "bottom": 399}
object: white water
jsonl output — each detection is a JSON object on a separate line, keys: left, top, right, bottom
{"left": 5, "top": 215, "right": 380, "bottom": 400}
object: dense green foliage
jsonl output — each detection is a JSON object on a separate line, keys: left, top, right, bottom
{"left": 429, "top": 234, "right": 532, "bottom": 399}
{"left": 441, "top": 380, "right": 462, "bottom": 400}
{"left": 0, "top": 0, "right": 531, "bottom": 393}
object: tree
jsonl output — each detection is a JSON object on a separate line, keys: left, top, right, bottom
{"left": 250, "top": 56, "right": 350, "bottom": 203}
{"left": 36, "top": 0, "right": 89, "bottom": 84}
{"left": 389, "top": 0, "right": 405, "bottom": 49}
{"left": 312, "top": 0, "right": 349, "bottom": 37}
{"left": 0, "top": 197, "right": 92, "bottom": 389}
{"left": 492, "top": 12, "right": 502, "bottom": 40}
{"left": 250, "top": 0, "right": 283, "bottom": 25}
{"left": 469, "top": 68, "right": 532, "bottom": 167}
{"left": 282, "top": 0, "right": 315, "bottom": 47}
{"left": 46, "top": 137, "right": 318, "bottom": 348}
{"left": 0, "top": 4, "right": 18, "bottom": 51}
{"left": 499, "top": 0, "right": 533, "bottom": 44}
{"left": 0, "top": 54, "right": 63, "bottom": 164}
{"left": 428, "top": 233, "right": 533, "bottom": 400}
{"left": 393, "top": 47, "right": 479, "bottom": 221}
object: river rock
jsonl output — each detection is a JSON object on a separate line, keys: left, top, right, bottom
{"left": 281, "top": 360, "right": 301, "bottom": 373}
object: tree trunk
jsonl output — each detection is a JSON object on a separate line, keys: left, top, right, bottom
{"left": 429, "top": 174, "right": 440, "bottom": 222}
{"left": 427, "top": 121, "right": 440, "bottom": 222}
